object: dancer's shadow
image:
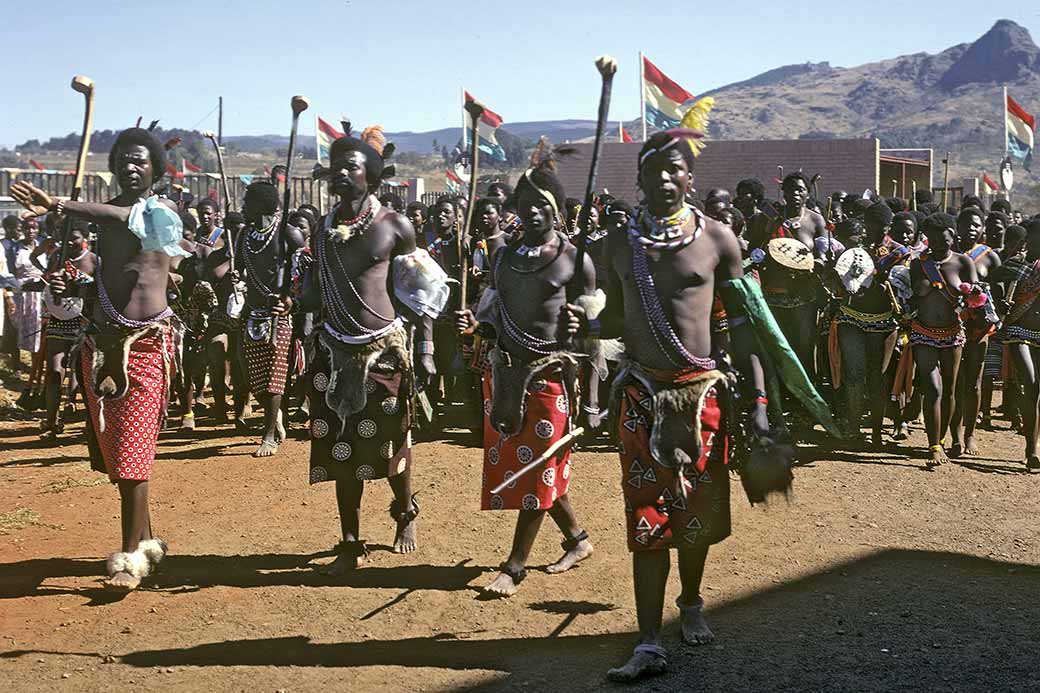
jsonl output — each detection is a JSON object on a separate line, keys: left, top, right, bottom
{"left": 0, "top": 552, "right": 487, "bottom": 602}
{"left": 6, "top": 549, "right": 1038, "bottom": 691}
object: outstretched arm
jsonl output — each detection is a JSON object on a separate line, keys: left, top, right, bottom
{"left": 9, "top": 181, "right": 130, "bottom": 226}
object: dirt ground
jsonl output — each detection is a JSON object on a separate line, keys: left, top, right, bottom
{"left": 1, "top": 390, "right": 1038, "bottom": 692}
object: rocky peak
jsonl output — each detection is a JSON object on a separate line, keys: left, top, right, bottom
{"left": 937, "top": 19, "right": 1040, "bottom": 91}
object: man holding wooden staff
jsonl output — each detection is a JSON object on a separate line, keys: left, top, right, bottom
{"left": 10, "top": 126, "right": 187, "bottom": 591}
{"left": 288, "top": 126, "right": 448, "bottom": 573}
{"left": 563, "top": 129, "right": 814, "bottom": 681}
{"left": 457, "top": 154, "right": 600, "bottom": 598}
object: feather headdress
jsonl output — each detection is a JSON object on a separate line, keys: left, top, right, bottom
{"left": 678, "top": 96, "right": 715, "bottom": 157}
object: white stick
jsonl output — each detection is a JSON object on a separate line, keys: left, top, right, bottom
{"left": 490, "top": 427, "right": 585, "bottom": 495}
{"left": 639, "top": 52, "right": 647, "bottom": 142}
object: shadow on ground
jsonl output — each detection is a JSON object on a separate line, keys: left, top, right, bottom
{"left": 2, "top": 549, "right": 1037, "bottom": 690}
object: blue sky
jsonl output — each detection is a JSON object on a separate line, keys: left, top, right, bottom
{"left": 1, "top": 2, "right": 1037, "bottom": 147}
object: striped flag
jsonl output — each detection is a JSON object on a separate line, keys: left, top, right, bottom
{"left": 446, "top": 168, "right": 464, "bottom": 195}
{"left": 621, "top": 126, "right": 633, "bottom": 143}
{"left": 1007, "top": 92, "right": 1035, "bottom": 170}
{"left": 642, "top": 55, "right": 694, "bottom": 131}
{"left": 463, "top": 91, "right": 506, "bottom": 162}
{"left": 316, "top": 116, "right": 344, "bottom": 164}
{"left": 982, "top": 173, "right": 999, "bottom": 192}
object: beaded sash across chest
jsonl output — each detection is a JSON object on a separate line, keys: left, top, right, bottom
{"left": 627, "top": 207, "right": 715, "bottom": 370}
{"left": 316, "top": 206, "right": 395, "bottom": 340}
{"left": 95, "top": 258, "right": 174, "bottom": 329}
{"left": 239, "top": 216, "right": 280, "bottom": 297}
{"left": 492, "top": 243, "right": 560, "bottom": 356}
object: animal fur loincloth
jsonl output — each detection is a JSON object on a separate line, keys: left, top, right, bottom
{"left": 487, "top": 347, "right": 581, "bottom": 436}
{"left": 614, "top": 364, "right": 730, "bottom": 552}
{"left": 481, "top": 364, "right": 573, "bottom": 511}
{"left": 308, "top": 324, "right": 413, "bottom": 484}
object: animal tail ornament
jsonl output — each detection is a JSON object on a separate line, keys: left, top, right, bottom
{"left": 678, "top": 96, "right": 715, "bottom": 158}
{"left": 360, "top": 125, "right": 385, "bottom": 155}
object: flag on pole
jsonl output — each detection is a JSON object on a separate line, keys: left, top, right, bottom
{"left": 446, "top": 168, "right": 464, "bottom": 194}
{"left": 316, "top": 116, "right": 344, "bottom": 164}
{"left": 463, "top": 91, "right": 506, "bottom": 161}
{"left": 642, "top": 55, "right": 695, "bottom": 130}
{"left": 621, "top": 126, "right": 633, "bottom": 143}
{"left": 1006, "top": 92, "right": 1035, "bottom": 170}
{"left": 29, "top": 159, "right": 45, "bottom": 171}
{"left": 982, "top": 173, "right": 999, "bottom": 192}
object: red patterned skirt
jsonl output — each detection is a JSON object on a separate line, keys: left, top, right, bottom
{"left": 618, "top": 378, "right": 730, "bottom": 552}
{"left": 243, "top": 315, "right": 293, "bottom": 396}
{"left": 80, "top": 328, "right": 173, "bottom": 482}
{"left": 481, "top": 367, "right": 573, "bottom": 511}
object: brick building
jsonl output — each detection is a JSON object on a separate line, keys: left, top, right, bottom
{"left": 554, "top": 138, "right": 932, "bottom": 205}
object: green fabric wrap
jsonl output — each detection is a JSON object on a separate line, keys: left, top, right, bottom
{"left": 723, "top": 276, "right": 842, "bottom": 439}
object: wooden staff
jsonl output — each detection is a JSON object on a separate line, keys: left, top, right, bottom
{"left": 569, "top": 55, "right": 618, "bottom": 302}
{"left": 460, "top": 99, "right": 484, "bottom": 303}
{"left": 59, "top": 75, "right": 94, "bottom": 265}
{"left": 277, "top": 95, "right": 310, "bottom": 297}
{"left": 202, "top": 130, "right": 235, "bottom": 273}
{"left": 891, "top": 179, "right": 898, "bottom": 198}
{"left": 911, "top": 180, "right": 918, "bottom": 211}
{"left": 490, "top": 427, "right": 585, "bottom": 494}
{"left": 941, "top": 152, "right": 951, "bottom": 213}
{"left": 777, "top": 165, "right": 784, "bottom": 202}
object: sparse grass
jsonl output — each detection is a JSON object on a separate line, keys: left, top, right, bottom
{"left": 0, "top": 508, "right": 63, "bottom": 535}
{"left": 43, "top": 477, "right": 106, "bottom": 494}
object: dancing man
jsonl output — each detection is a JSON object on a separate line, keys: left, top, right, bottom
{"left": 290, "top": 127, "right": 448, "bottom": 574}
{"left": 457, "top": 156, "right": 597, "bottom": 598}
{"left": 9, "top": 127, "right": 187, "bottom": 590}
{"left": 236, "top": 180, "right": 304, "bottom": 456}
{"left": 564, "top": 131, "right": 816, "bottom": 681}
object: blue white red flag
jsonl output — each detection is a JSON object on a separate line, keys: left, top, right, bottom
{"left": 463, "top": 91, "right": 506, "bottom": 162}
{"left": 642, "top": 55, "right": 694, "bottom": 130}
{"left": 316, "top": 116, "right": 344, "bottom": 165}
{"left": 1007, "top": 92, "right": 1035, "bottom": 171}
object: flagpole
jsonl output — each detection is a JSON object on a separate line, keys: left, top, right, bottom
{"left": 461, "top": 86, "right": 467, "bottom": 153}
{"left": 1003, "top": 85, "right": 1009, "bottom": 157}
{"left": 636, "top": 50, "right": 644, "bottom": 140}
{"left": 619, "top": 120, "right": 623, "bottom": 143}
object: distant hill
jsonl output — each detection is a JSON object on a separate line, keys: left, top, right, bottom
{"left": 12, "top": 20, "right": 1039, "bottom": 202}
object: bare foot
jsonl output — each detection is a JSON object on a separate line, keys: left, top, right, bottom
{"left": 606, "top": 645, "right": 668, "bottom": 682}
{"left": 1026, "top": 456, "right": 1040, "bottom": 474}
{"left": 253, "top": 438, "right": 279, "bottom": 457}
{"left": 182, "top": 413, "right": 195, "bottom": 430}
{"left": 317, "top": 552, "right": 364, "bottom": 576}
{"left": 926, "top": 445, "right": 948, "bottom": 468}
{"left": 104, "top": 571, "right": 141, "bottom": 592}
{"left": 963, "top": 434, "right": 979, "bottom": 456}
{"left": 393, "top": 515, "right": 418, "bottom": 554}
{"left": 678, "top": 598, "right": 715, "bottom": 645}
{"left": 546, "top": 537, "right": 593, "bottom": 574}
{"left": 483, "top": 566, "right": 525, "bottom": 598}
{"left": 948, "top": 442, "right": 963, "bottom": 459}
{"left": 892, "top": 423, "right": 909, "bottom": 441}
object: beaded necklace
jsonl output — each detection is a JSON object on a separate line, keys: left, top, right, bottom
{"left": 197, "top": 225, "right": 224, "bottom": 248}
{"left": 632, "top": 205, "right": 702, "bottom": 252}
{"left": 327, "top": 195, "right": 381, "bottom": 243}
{"left": 626, "top": 224, "right": 716, "bottom": 370}
{"left": 507, "top": 231, "right": 566, "bottom": 274}
{"left": 238, "top": 223, "right": 278, "bottom": 298}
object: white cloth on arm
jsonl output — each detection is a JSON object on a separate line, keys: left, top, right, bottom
{"left": 128, "top": 196, "right": 191, "bottom": 258}
{"left": 392, "top": 248, "right": 450, "bottom": 319}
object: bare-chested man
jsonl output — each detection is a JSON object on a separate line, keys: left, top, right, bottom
{"left": 909, "top": 213, "right": 978, "bottom": 466}
{"left": 289, "top": 128, "right": 447, "bottom": 574}
{"left": 1000, "top": 219, "right": 1040, "bottom": 473}
{"left": 563, "top": 131, "right": 802, "bottom": 682}
{"left": 950, "top": 206, "right": 1001, "bottom": 457}
{"left": 10, "top": 127, "right": 187, "bottom": 591}
{"left": 236, "top": 181, "right": 304, "bottom": 456}
{"left": 457, "top": 158, "right": 597, "bottom": 598}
